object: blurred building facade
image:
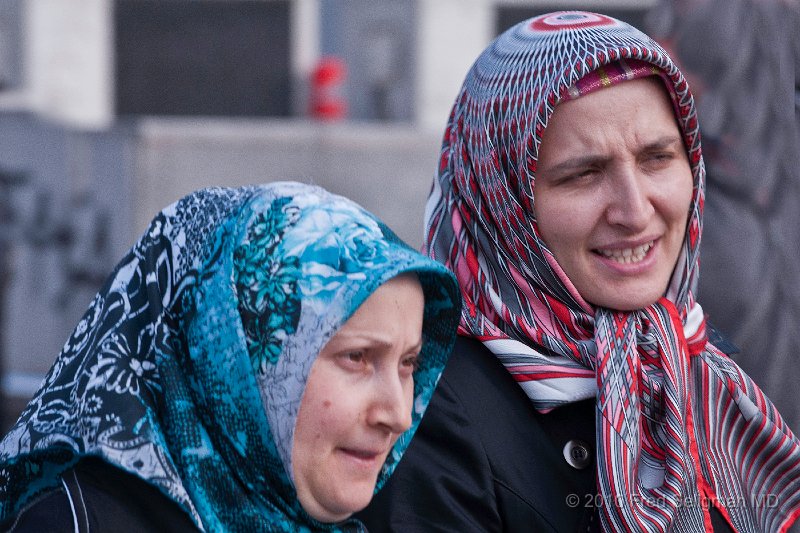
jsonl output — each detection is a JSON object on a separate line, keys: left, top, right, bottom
{"left": 0, "top": 0, "right": 654, "bottom": 429}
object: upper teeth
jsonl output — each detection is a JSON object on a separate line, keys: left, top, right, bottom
{"left": 597, "top": 242, "right": 653, "bottom": 264}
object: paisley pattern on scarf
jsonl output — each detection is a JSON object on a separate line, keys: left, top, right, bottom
{"left": 0, "top": 182, "right": 461, "bottom": 532}
{"left": 424, "top": 11, "right": 800, "bottom": 532}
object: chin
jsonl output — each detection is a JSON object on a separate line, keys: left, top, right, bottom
{"left": 323, "top": 490, "right": 373, "bottom": 522}
{"left": 348, "top": 488, "right": 375, "bottom": 514}
{"left": 307, "top": 505, "right": 355, "bottom": 525}
{"left": 589, "top": 286, "right": 665, "bottom": 311}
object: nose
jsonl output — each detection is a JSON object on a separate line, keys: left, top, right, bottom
{"left": 367, "top": 371, "right": 413, "bottom": 434}
{"left": 604, "top": 167, "right": 654, "bottom": 231}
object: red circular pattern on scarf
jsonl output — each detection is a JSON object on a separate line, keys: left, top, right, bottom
{"left": 529, "top": 12, "right": 617, "bottom": 32}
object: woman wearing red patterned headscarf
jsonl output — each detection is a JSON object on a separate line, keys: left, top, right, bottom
{"left": 358, "top": 11, "right": 800, "bottom": 533}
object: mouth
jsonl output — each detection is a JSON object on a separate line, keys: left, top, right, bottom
{"left": 338, "top": 447, "right": 386, "bottom": 465}
{"left": 593, "top": 241, "right": 654, "bottom": 265}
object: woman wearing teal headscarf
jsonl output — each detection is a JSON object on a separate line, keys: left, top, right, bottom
{"left": 0, "top": 182, "right": 461, "bottom": 531}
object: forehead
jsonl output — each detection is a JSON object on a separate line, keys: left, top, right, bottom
{"left": 556, "top": 76, "right": 674, "bottom": 123}
{"left": 335, "top": 274, "right": 424, "bottom": 335}
{"left": 541, "top": 77, "right": 680, "bottom": 150}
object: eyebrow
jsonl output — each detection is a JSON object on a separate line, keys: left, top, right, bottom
{"left": 540, "top": 134, "right": 684, "bottom": 174}
{"left": 332, "top": 331, "right": 424, "bottom": 352}
{"left": 640, "top": 135, "right": 685, "bottom": 154}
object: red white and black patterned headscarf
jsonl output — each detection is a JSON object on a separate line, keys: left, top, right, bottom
{"left": 424, "top": 11, "right": 800, "bottom": 532}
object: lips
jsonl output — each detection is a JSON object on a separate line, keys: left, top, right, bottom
{"left": 594, "top": 241, "right": 654, "bottom": 264}
{"left": 337, "top": 446, "right": 389, "bottom": 470}
{"left": 341, "top": 448, "right": 382, "bottom": 460}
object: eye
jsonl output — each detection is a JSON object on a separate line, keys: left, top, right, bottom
{"left": 554, "top": 167, "right": 600, "bottom": 187}
{"left": 400, "top": 354, "right": 420, "bottom": 375}
{"left": 575, "top": 169, "right": 598, "bottom": 180}
{"left": 337, "top": 350, "right": 368, "bottom": 371}
{"left": 642, "top": 151, "right": 676, "bottom": 169}
{"left": 346, "top": 351, "right": 364, "bottom": 363}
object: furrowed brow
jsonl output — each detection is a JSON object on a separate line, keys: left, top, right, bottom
{"left": 540, "top": 154, "right": 609, "bottom": 175}
{"left": 641, "top": 134, "right": 684, "bottom": 152}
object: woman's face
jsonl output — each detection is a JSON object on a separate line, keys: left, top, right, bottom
{"left": 534, "top": 77, "right": 694, "bottom": 311}
{"left": 292, "top": 273, "right": 424, "bottom": 523}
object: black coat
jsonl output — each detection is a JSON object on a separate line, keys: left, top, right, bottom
{"left": 357, "top": 336, "right": 734, "bottom": 532}
{"left": 0, "top": 457, "right": 197, "bottom": 532}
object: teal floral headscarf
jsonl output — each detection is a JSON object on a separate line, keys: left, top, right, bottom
{"left": 0, "top": 182, "right": 461, "bottom": 531}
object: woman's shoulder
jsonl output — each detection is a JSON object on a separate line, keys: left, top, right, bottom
{"left": 1, "top": 457, "right": 197, "bottom": 533}
{"left": 439, "top": 335, "right": 518, "bottom": 393}
{"left": 443, "top": 336, "right": 593, "bottom": 421}
{"left": 1, "top": 484, "right": 76, "bottom": 533}
{"left": 441, "top": 335, "right": 596, "bottom": 474}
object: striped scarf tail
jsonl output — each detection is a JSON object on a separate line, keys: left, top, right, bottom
{"left": 595, "top": 303, "right": 704, "bottom": 531}
{"left": 691, "top": 350, "right": 800, "bottom": 532}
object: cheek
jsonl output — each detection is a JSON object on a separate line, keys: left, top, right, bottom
{"left": 311, "top": 400, "right": 334, "bottom": 438}
{"left": 296, "top": 383, "right": 336, "bottom": 444}
{"left": 674, "top": 163, "right": 695, "bottom": 203}
{"left": 664, "top": 173, "right": 695, "bottom": 224}
{"left": 308, "top": 394, "right": 362, "bottom": 436}
{"left": 535, "top": 188, "right": 597, "bottom": 242}
{"left": 299, "top": 365, "right": 359, "bottom": 433}
{"left": 683, "top": 180, "right": 695, "bottom": 217}
{"left": 536, "top": 206, "right": 590, "bottom": 256}
{"left": 404, "top": 380, "right": 415, "bottom": 410}
{"left": 294, "top": 395, "right": 354, "bottom": 467}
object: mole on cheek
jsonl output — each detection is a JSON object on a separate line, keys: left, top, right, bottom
{"left": 323, "top": 400, "right": 331, "bottom": 408}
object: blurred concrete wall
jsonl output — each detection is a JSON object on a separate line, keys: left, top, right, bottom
{"left": 133, "top": 119, "right": 440, "bottom": 247}
{"left": 1, "top": 112, "right": 135, "bottom": 427}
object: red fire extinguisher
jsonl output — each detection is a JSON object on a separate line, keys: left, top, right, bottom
{"left": 310, "top": 56, "right": 347, "bottom": 121}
